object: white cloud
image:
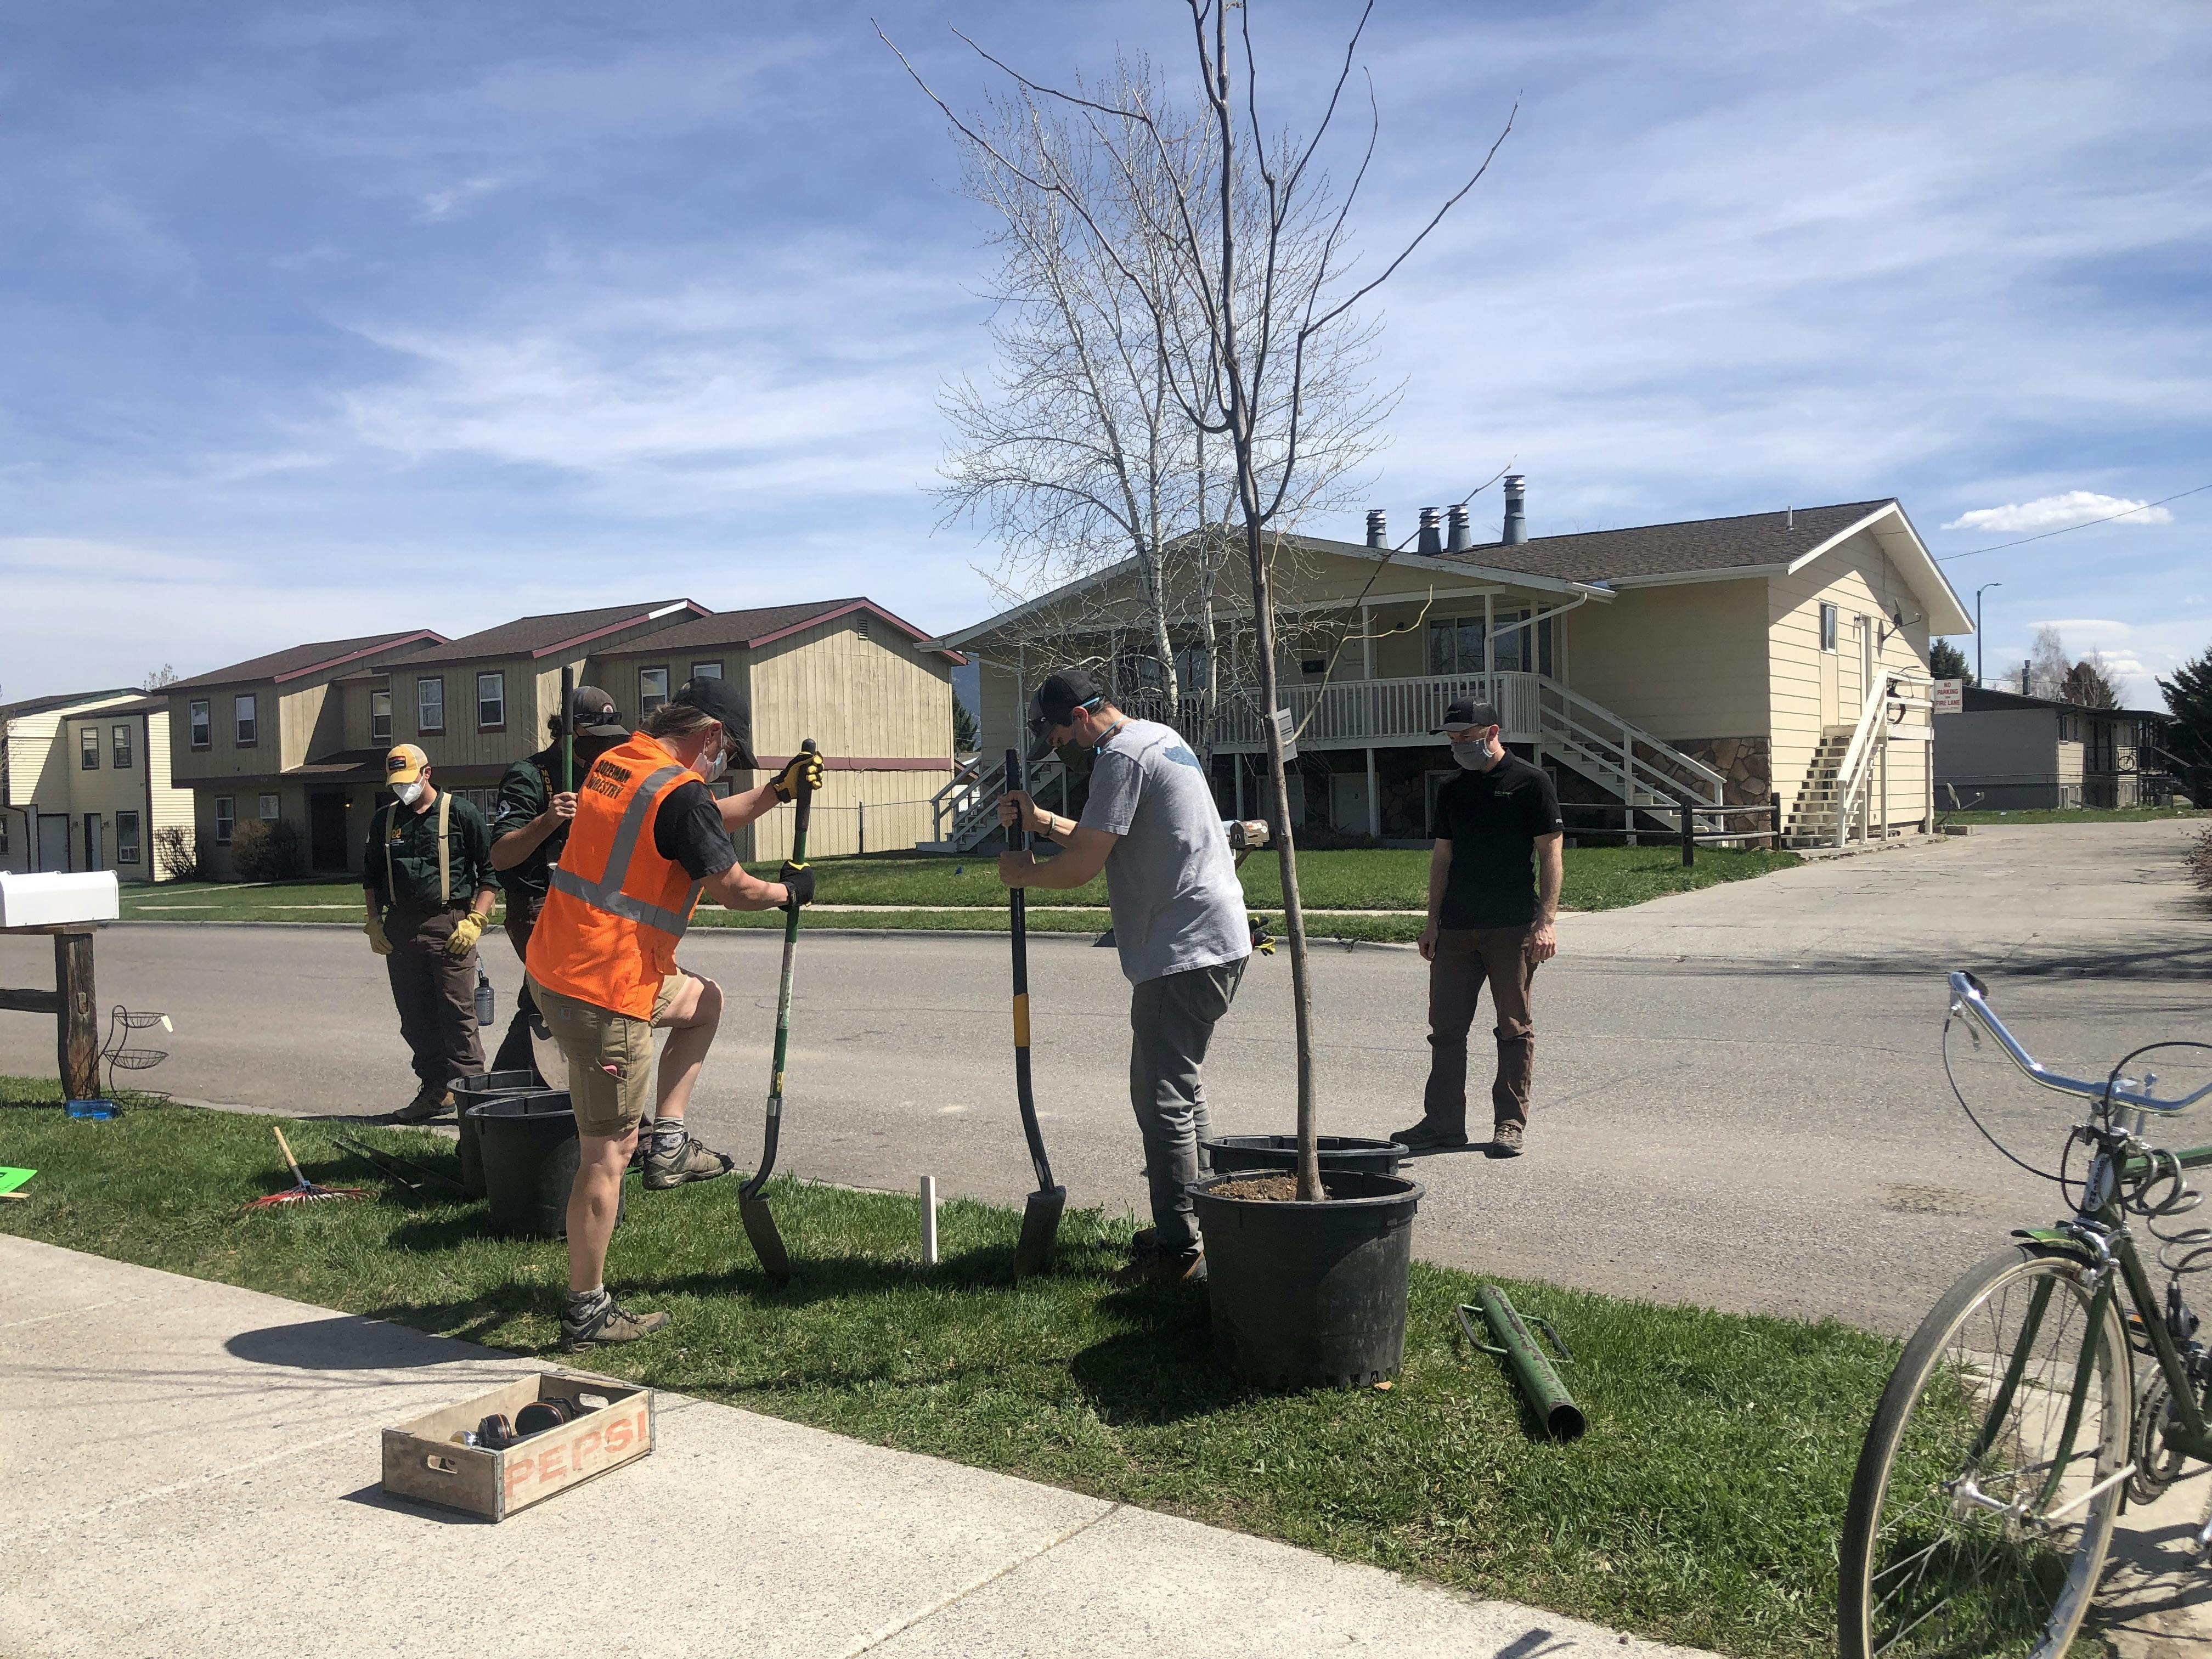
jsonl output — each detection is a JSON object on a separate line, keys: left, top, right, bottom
{"left": 1942, "top": 492, "right": 2176, "bottom": 533}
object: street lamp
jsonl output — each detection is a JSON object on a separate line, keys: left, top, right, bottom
{"left": 1975, "top": 582, "right": 2002, "bottom": 686}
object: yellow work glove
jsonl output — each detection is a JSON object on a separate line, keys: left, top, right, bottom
{"left": 444, "top": 912, "right": 488, "bottom": 957}
{"left": 364, "top": 916, "right": 393, "bottom": 956}
{"left": 772, "top": 749, "right": 825, "bottom": 803}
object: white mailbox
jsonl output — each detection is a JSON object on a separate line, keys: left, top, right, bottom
{"left": 0, "top": 871, "right": 121, "bottom": 929}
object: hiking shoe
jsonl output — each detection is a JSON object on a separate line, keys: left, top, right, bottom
{"left": 560, "top": 1297, "right": 670, "bottom": 1351}
{"left": 642, "top": 1131, "right": 735, "bottom": 1190}
{"left": 1112, "top": 1248, "right": 1206, "bottom": 1288}
{"left": 1491, "top": 1122, "right": 1526, "bottom": 1157}
{"left": 392, "top": 1086, "right": 455, "bottom": 1124}
{"left": 1393, "top": 1119, "right": 1469, "bottom": 1152}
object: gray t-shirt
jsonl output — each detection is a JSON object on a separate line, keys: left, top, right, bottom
{"left": 1076, "top": 718, "right": 1250, "bottom": 985}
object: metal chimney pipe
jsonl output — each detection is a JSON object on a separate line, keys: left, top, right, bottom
{"left": 1446, "top": 503, "right": 1472, "bottom": 551}
{"left": 1502, "top": 475, "right": 1527, "bottom": 545}
{"left": 1418, "top": 507, "right": 1442, "bottom": 554}
{"left": 1365, "top": 509, "right": 1387, "bottom": 549}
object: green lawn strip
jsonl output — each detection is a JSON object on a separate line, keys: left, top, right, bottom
{"left": 1, "top": 1080, "right": 1884, "bottom": 1658}
{"left": 121, "top": 845, "right": 1800, "bottom": 930}
{"left": 1940, "top": 806, "right": 2207, "bottom": 826}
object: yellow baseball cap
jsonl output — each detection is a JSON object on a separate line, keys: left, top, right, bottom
{"left": 384, "top": 743, "right": 428, "bottom": 785}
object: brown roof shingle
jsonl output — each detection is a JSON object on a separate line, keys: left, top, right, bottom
{"left": 380, "top": 601, "right": 707, "bottom": 668}
{"left": 1433, "top": 499, "right": 1897, "bottom": 585}
{"left": 166, "top": 631, "right": 445, "bottom": 692}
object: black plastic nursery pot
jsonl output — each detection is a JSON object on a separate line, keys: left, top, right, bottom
{"left": 1189, "top": 1167, "right": 1424, "bottom": 1391}
{"left": 470, "top": 1093, "right": 620, "bottom": 1238}
{"left": 1201, "top": 1133, "right": 1408, "bottom": 1178}
{"left": 450, "top": 1070, "right": 544, "bottom": 1198}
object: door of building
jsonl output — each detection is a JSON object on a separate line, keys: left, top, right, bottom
{"left": 36, "top": 814, "right": 69, "bottom": 871}
{"left": 1858, "top": 616, "right": 1875, "bottom": 713}
{"left": 82, "top": 814, "right": 104, "bottom": 871}
{"left": 1330, "top": 772, "right": 1370, "bottom": 836}
{"left": 309, "top": 794, "right": 349, "bottom": 872}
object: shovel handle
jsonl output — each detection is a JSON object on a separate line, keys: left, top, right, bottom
{"left": 560, "top": 668, "right": 575, "bottom": 794}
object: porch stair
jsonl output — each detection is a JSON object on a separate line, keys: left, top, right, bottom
{"left": 921, "top": 753, "right": 1066, "bottom": 854}
{"left": 1533, "top": 681, "right": 1726, "bottom": 814}
{"left": 1782, "top": 731, "right": 1852, "bottom": 846}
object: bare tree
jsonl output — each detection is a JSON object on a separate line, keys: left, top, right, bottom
{"left": 893, "top": 2, "right": 1511, "bottom": 1197}
{"left": 143, "top": 664, "right": 180, "bottom": 690}
{"left": 2019, "top": 624, "right": 2072, "bottom": 699}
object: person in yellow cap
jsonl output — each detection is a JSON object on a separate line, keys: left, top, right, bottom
{"left": 362, "top": 743, "right": 500, "bottom": 1121}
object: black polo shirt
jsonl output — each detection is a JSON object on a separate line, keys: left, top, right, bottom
{"left": 1434, "top": 754, "right": 1564, "bottom": 929}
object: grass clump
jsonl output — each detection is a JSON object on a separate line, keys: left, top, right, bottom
{"left": 2, "top": 1077, "right": 1887, "bottom": 1657}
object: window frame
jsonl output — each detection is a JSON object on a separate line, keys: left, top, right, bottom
{"left": 189, "top": 699, "right": 211, "bottom": 749}
{"left": 234, "top": 693, "right": 258, "bottom": 747}
{"left": 1819, "top": 602, "right": 1839, "bottom": 653}
{"left": 416, "top": 676, "right": 445, "bottom": 735}
{"left": 112, "top": 723, "right": 132, "bottom": 770}
{"left": 214, "top": 797, "right": 236, "bottom": 845}
{"left": 115, "top": 811, "right": 140, "bottom": 865}
{"left": 639, "top": 666, "right": 670, "bottom": 716}
{"left": 476, "top": 670, "right": 506, "bottom": 732}
{"left": 370, "top": 689, "right": 392, "bottom": 743}
{"left": 689, "top": 661, "right": 724, "bottom": 682}
{"left": 80, "top": 727, "right": 100, "bottom": 770}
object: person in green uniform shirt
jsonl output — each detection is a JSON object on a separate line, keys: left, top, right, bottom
{"left": 362, "top": 743, "right": 500, "bottom": 1121}
{"left": 487, "top": 685, "right": 631, "bottom": 1078}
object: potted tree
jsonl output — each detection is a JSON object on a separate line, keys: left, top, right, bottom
{"left": 896, "top": 1, "right": 1511, "bottom": 1387}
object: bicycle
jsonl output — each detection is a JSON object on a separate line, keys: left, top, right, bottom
{"left": 1839, "top": 971, "right": 2212, "bottom": 1657}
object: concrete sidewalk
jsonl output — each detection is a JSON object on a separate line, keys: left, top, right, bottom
{"left": 0, "top": 1235, "right": 1707, "bottom": 1659}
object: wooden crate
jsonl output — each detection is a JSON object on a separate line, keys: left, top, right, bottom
{"left": 381, "top": 1369, "right": 653, "bottom": 1521}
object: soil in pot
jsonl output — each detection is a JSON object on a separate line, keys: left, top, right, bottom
{"left": 1211, "top": 1173, "right": 1299, "bottom": 1201}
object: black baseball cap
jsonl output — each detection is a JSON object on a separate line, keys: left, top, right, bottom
{"left": 671, "top": 676, "right": 758, "bottom": 769}
{"left": 1433, "top": 699, "right": 1502, "bottom": 733}
{"left": 1027, "top": 669, "right": 1107, "bottom": 760}
{"left": 566, "top": 685, "right": 628, "bottom": 738}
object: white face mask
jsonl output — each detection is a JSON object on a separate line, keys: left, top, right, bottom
{"left": 1450, "top": 738, "right": 1495, "bottom": 772}
{"left": 695, "top": 741, "right": 728, "bottom": 785}
{"left": 394, "top": 780, "right": 426, "bottom": 806}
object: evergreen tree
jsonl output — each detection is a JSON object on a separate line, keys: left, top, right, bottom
{"left": 2159, "top": 644, "right": 2212, "bottom": 784}
{"left": 952, "top": 697, "right": 979, "bottom": 754}
{"left": 1928, "top": 639, "right": 1974, "bottom": 685}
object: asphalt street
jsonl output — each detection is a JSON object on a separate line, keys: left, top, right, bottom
{"left": 5, "top": 821, "right": 2207, "bottom": 1334}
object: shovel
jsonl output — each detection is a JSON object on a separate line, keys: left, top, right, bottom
{"left": 527, "top": 669, "right": 579, "bottom": 1092}
{"left": 1006, "top": 747, "right": 1067, "bottom": 1278}
{"left": 737, "top": 738, "right": 818, "bottom": 1280}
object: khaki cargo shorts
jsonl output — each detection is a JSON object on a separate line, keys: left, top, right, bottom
{"left": 525, "top": 972, "right": 686, "bottom": 1139}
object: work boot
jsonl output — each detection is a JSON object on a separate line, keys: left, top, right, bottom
{"left": 392, "top": 1085, "right": 454, "bottom": 1124}
{"left": 642, "top": 1128, "right": 735, "bottom": 1190}
{"left": 1112, "top": 1246, "right": 1206, "bottom": 1288}
{"left": 1490, "top": 1122, "right": 1526, "bottom": 1157}
{"left": 1393, "top": 1118, "right": 1469, "bottom": 1152}
{"left": 560, "top": 1295, "right": 670, "bottom": 1352}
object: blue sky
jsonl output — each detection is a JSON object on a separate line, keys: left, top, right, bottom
{"left": 3, "top": 1, "right": 2207, "bottom": 706}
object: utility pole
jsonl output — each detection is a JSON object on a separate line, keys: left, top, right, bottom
{"left": 1974, "top": 582, "right": 2002, "bottom": 686}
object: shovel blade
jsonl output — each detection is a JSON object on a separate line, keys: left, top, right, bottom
{"left": 1011, "top": 1186, "right": 1066, "bottom": 1280}
{"left": 740, "top": 1193, "right": 791, "bottom": 1280}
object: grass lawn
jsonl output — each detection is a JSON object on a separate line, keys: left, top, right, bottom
{"left": 0, "top": 1079, "right": 1888, "bottom": 1658}
{"left": 1941, "top": 805, "right": 2205, "bottom": 825}
{"left": 120, "top": 844, "right": 1801, "bottom": 945}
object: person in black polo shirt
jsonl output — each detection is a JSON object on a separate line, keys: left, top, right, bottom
{"left": 1395, "top": 698, "right": 1564, "bottom": 1156}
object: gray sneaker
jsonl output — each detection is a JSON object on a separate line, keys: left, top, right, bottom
{"left": 642, "top": 1131, "right": 735, "bottom": 1190}
{"left": 560, "top": 1297, "right": 670, "bottom": 1351}
{"left": 1491, "top": 1122, "right": 1526, "bottom": 1157}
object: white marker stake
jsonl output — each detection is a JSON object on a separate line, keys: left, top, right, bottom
{"left": 919, "top": 1175, "right": 939, "bottom": 1266}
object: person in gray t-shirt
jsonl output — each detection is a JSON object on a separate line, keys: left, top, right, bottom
{"left": 997, "top": 670, "right": 1251, "bottom": 1286}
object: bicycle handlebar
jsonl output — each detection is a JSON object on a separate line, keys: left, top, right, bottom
{"left": 1947, "top": 969, "right": 2212, "bottom": 1115}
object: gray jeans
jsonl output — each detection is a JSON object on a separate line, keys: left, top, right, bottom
{"left": 1129, "top": 957, "right": 1248, "bottom": 1252}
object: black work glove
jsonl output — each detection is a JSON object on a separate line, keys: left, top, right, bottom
{"left": 777, "top": 860, "right": 815, "bottom": 911}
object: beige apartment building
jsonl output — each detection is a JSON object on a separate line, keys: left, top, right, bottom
{"left": 931, "top": 484, "right": 1971, "bottom": 851}
{"left": 2, "top": 689, "right": 194, "bottom": 881}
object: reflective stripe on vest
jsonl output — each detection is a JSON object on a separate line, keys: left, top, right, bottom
{"left": 545, "top": 764, "right": 704, "bottom": 939}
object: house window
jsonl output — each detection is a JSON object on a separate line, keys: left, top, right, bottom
{"left": 115, "top": 811, "right": 140, "bottom": 865}
{"left": 215, "top": 797, "right": 236, "bottom": 844}
{"left": 189, "top": 699, "right": 211, "bottom": 748}
{"left": 476, "top": 671, "right": 505, "bottom": 730}
{"left": 112, "top": 724, "right": 132, "bottom": 769}
{"left": 1819, "top": 603, "right": 1838, "bottom": 652}
{"left": 235, "top": 693, "right": 258, "bottom": 746}
{"left": 80, "top": 727, "right": 99, "bottom": 770}
{"left": 639, "top": 667, "right": 669, "bottom": 715}
{"left": 417, "top": 677, "right": 444, "bottom": 733}
{"left": 258, "top": 793, "right": 280, "bottom": 821}
{"left": 371, "top": 690, "right": 391, "bottom": 742}
{"left": 1426, "top": 614, "right": 1554, "bottom": 676}
{"left": 690, "top": 661, "right": 724, "bottom": 682}
{"left": 0, "top": 816, "right": 8, "bottom": 856}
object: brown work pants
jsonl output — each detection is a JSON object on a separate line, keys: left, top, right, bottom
{"left": 1420, "top": 926, "right": 1538, "bottom": 1133}
{"left": 384, "top": 907, "right": 484, "bottom": 1090}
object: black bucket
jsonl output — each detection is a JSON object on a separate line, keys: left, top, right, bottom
{"left": 1189, "top": 1168, "right": 1424, "bottom": 1391}
{"left": 450, "top": 1070, "right": 543, "bottom": 1199}
{"left": 471, "top": 1094, "right": 620, "bottom": 1238}
{"left": 1202, "top": 1133, "right": 1407, "bottom": 1177}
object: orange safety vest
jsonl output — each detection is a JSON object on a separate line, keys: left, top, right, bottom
{"left": 526, "top": 733, "right": 709, "bottom": 1019}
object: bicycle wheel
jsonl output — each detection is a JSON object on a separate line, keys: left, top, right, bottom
{"left": 1840, "top": 1245, "right": 2130, "bottom": 1659}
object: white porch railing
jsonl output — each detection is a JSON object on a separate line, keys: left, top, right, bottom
{"left": 1831, "top": 674, "right": 1934, "bottom": 845}
{"left": 925, "top": 752, "right": 1066, "bottom": 853}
